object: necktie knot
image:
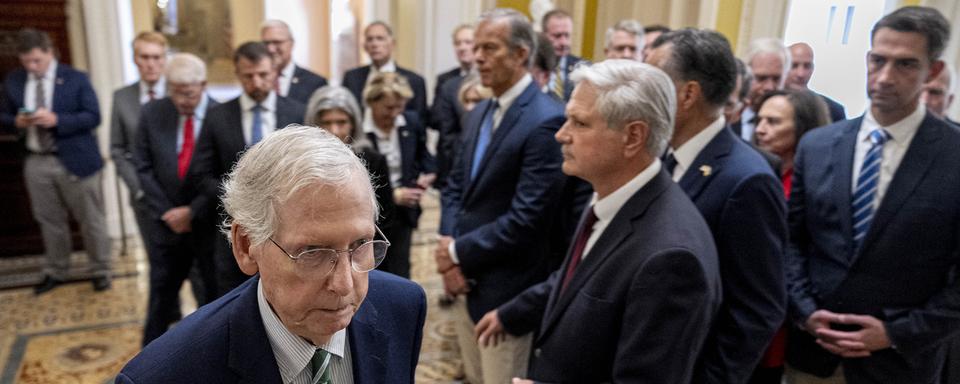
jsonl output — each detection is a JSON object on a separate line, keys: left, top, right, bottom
{"left": 662, "top": 151, "right": 678, "bottom": 175}
{"left": 869, "top": 129, "right": 889, "bottom": 146}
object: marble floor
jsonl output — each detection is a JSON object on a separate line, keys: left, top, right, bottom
{"left": 0, "top": 193, "right": 464, "bottom": 383}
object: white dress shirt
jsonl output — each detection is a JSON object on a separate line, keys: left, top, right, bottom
{"left": 852, "top": 105, "right": 924, "bottom": 208}
{"left": 447, "top": 73, "right": 534, "bottom": 263}
{"left": 139, "top": 77, "right": 166, "bottom": 105}
{"left": 23, "top": 60, "right": 57, "bottom": 152}
{"left": 258, "top": 280, "right": 354, "bottom": 384}
{"left": 365, "top": 59, "right": 398, "bottom": 86}
{"left": 239, "top": 91, "right": 278, "bottom": 146}
{"left": 175, "top": 95, "right": 209, "bottom": 153}
{"left": 667, "top": 117, "right": 726, "bottom": 182}
{"left": 364, "top": 110, "right": 407, "bottom": 187}
{"left": 278, "top": 61, "right": 296, "bottom": 97}
{"left": 739, "top": 107, "right": 756, "bottom": 142}
{"left": 582, "top": 159, "right": 663, "bottom": 259}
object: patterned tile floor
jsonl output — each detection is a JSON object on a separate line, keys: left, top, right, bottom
{"left": 0, "top": 193, "right": 464, "bottom": 383}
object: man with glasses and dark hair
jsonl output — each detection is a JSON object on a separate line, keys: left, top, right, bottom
{"left": 261, "top": 19, "right": 328, "bottom": 104}
{"left": 120, "top": 126, "right": 427, "bottom": 384}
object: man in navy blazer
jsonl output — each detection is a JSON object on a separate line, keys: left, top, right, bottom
{"left": 342, "top": 21, "right": 428, "bottom": 124}
{"left": 0, "top": 29, "right": 112, "bottom": 293}
{"left": 134, "top": 53, "right": 220, "bottom": 346}
{"left": 119, "top": 126, "right": 426, "bottom": 384}
{"left": 646, "top": 29, "right": 787, "bottom": 384}
{"left": 434, "top": 9, "right": 567, "bottom": 383}
{"left": 542, "top": 9, "right": 583, "bottom": 102}
{"left": 188, "top": 42, "right": 305, "bottom": 297}
{"left": 476, "top": 59, "right": 721, "bottom": 383}
{"left": 786, "top": 42, "right": 846, "bottom": 123}
{"left": 785, "top": 7, "right": 960, "bottom": 383}
{"left": 260, "top": 20, "right": 328, "bottom": 104}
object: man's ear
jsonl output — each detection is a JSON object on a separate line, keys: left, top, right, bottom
{"left": 676, "top": 81, "right": 701, "bottom": 112}
{"left": 232, "top": 224, "right": 260, "bottom": 276}
{"left": 927, "top": 60, "right": 946, "bottom": 83}
{"left": 621, "top": 119, "right": 650, "bottom": 158}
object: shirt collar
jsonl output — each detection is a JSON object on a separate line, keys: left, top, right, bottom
{"left": 362, "top": 109, "right": 407, "bottom": 136}
{"left": 257, "top": 279, "right": 346, "bottom": 383}
{"left": 671, "top": 116, "right": 726, "bottom": 172}
{"left": 192, "top": 94, "right": 209, "bottom": 120}
{"left": 494, "top": 73, "right": 533, "bottom": 112}
{"left": 240, "top": 91, "right": 276, "bottom": 112}
{"left": 140, "top": 76, "right": 166, "bottom": 98}
{"left": 280, "top": 61, "right": 296, "bottom": 79}
{"left": 862, "top": 103, "right": 926, "bottom": 144}
{"left": 592, "top": 159, "right": 663, "bottom": 222}
{"left": 36, "top": 59, "right": 57, "bottom": 81}
{"left": 372, "top": 59, "right": 397, "bottom": 73}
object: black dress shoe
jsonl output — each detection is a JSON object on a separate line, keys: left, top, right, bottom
{"left": 34, "top": 276, "right": 63, "bottom": 295}
{"left": 92, "top": 276, "right": 111, "bottom": 292}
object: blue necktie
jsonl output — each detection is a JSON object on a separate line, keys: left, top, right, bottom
{"left": 470, "top": 101, "right": 498, "bottom": 180}
{"left": 250, "top": 104, "right": 263, "bottom": 146}
{"left": 851, "top": 128, "right": 889, "bottom": 251}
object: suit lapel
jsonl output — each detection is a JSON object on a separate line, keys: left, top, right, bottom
{"left": 677, "top": 128, "right": 733, "bottom": 201}
{"left": 51, "top": 65, "right": 67, "bottom": 112}
{"left": 856, "top": 114, "right": 943, "bottom": 261}
{"left": 398, "top": 124, "right": 416, "bottom": 183}
{"left": 469, "top": 83, "right": 538, "bottom": 186}
{"left": 227, "top": 278, "right": 283, "bottom": 384}
{"left": 160, "top": 100, "right": 181, "bottom": 177}
{"left": 461, "top": 99, "right": 493, "bottom": 200}
{"left": 537, "top": 171, "right": 670, "bottom": 343}
{"left": 348, "top": 299, "right": 387, "bottom": 383}
{"left": 831, "top": 118, "right": 861, "bottom": 263}
{"left": 226, "top": 99, "right": 246, "bottom": 150}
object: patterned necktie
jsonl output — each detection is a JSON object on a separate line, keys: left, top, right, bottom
{"left": 250, "top": 104, "right": 263, "bottom": 146}
{"left": 560, "top": 206, "right": 599, "bottom": 294}
{"left": 470, "top": 101, "right": 499, "bottom": 180}
{"left": 34, "top": 74, "right": 55, "bottom": 152}
{"left": 552, "top": 64, "right": 565, "bottom": 100}
{"left": 177, "top": 116, "right": 195, "bottom": 179}
{"left": 310, "top": 349, "right": 332, "bottom": 384}
{"left": 851, "top": 128, "right": 890, "bottom": 251}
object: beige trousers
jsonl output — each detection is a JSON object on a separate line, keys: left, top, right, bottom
{"left": 454, "top": 298, "right": 532, "bottom": 384}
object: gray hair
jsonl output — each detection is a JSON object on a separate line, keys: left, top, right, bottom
{"left": 479, "top": 8, "right": 537, "bottom": 68}
{"left": 165, "top": 53, "right": 206, "bottom": 84}
{"left": 570, "top": 59, "right": 676, "bottom": 157}
{"left": 260, "top": 19, "right": 293, "bottom": 40}
{"left": 745, "top": 37, "right": 791, "bottom": 86}
{"left": 605, "top": 19, "right": 645, "bottom": 50}
{"left": 304, "top": 85, "right": 373, "bottom": 150}
{"left": 220, "top": 125, "right": 378, "bottom": 245}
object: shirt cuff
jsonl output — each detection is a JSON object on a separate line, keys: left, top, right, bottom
{"left": 448, "top": 240, "right": 460, "bottom": 265}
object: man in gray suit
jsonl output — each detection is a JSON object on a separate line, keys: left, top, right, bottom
{"left": 110, "top": 31, "right": 167, "bottom": 251}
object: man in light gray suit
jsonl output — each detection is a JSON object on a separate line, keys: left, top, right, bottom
{"left": 110, "top": 31, "right": 167, "bottom": 248}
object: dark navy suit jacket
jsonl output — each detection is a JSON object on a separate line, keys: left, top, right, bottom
{"left": 117, "top": 272, "right": 426, "bottom": 383}
{"left": 786, "top": 113, "right": 960, "bottom": 383}
{"left": 430, "top": 74, "right": 467, "bottom": 188}
{"left": 439, "top": 81, "right": 566, "bottom": 321}
{"left": 678, "top": 128, "right": 787, "bottom": 384}
{"left": 498, "top": 171, "right": 722, "bottom": 383}
{"left": 187, "top": 96, "right": 305, "bottom": 219}
{"left": 286, "top": 65, "right": 328, "bottom": 105}
{"left": 365, "top": 111, "right": 436, "bottom": 228}
{"left": 342, "top": 65, "right": 428, "bottom": 125}
{"left": 1, "top": 64, "right": 102, "bottom": 177}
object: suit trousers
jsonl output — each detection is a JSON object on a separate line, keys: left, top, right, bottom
{"left": 24, "top": 154, "right": 111, "bottom": 280}
{"left": 454, "top": 297, "right": 531, "bottom": 384}
{"left": 785, "top": 364, "right": 846, "bottom": 384}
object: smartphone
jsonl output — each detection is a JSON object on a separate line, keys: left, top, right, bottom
{"left": 18, "top": 107, "right": 33, "bottom": 115}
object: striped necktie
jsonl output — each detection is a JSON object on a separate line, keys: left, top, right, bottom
{"left": 310, "top": 348, "right": 332, "bottom": 384}
{"left": 851, "top": 128, "right": 890, "bottom": 251}
{"left": 552, "top": 64, "right": 565, "bottom": 100}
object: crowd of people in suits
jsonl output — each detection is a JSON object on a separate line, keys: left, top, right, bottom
{"left": 3, "top": 4, "right": 960, "bottom": 383}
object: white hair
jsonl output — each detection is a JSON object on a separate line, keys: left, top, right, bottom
{"left": 220, "top": 125, "right": 378, "bottom": 245}
{"left": 479, "top": 8, "right": 537, "bottom": 68}
{"left": 260, "top": 19, "right": 293, "bottom": 39}
{"left": 570, "top": 59, "right": 676, "bottom": 157}
{"left": 745, "top": 37, "right": 791, "bottom": 86}
{"left": 165, "top": 53, "right": 206, "bottom": 84}
{"left": 604, "top": 19, "right": 645, "bottom": 50}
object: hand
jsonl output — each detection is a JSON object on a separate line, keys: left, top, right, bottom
{"left": 475, "top": 309, "right": 506, "bottom": 347}
{"left": 442, "top": 266, "right": 470, "bottom": 296}
{"left": 416, "top": 173, "right": 437, "bottom": 189}
{"left": 512, "top": 379, "right": 534, "bottom": 384}
{"left": 434, "top": 236, "right": 455, "bottom": 273}
{"left": 393, "top": 187, "right": 424, "bottom": 207}
{"left": 162, "top": 206, "right": 193, "bottom": 234}
{"left": 31, "top": 108, "right": 57, "bottom": 128}
{"left": 816, "top": 313, "right": 891, "bottom": 358}
{"left": 804, "top": 309, "right": 838, "bottom": 337}
{"left": 14, "top": 112, "right": 31, "bottom": 129}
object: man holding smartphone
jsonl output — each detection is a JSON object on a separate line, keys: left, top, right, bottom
{"left": 0, "top": 28, "right": 110, "bottom": 294}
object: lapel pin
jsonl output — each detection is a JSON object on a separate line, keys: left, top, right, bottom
{"left": 56, "top": 78, "right": 64, "bottom": 85}
{"left": 700, "top": 165, "right": 712, "bottom": 177}
{"left": 401, "top": 130, "right": 409, "bottom": 137}
{"left": 292, "top": 77, "right": 299, "bottom": 84}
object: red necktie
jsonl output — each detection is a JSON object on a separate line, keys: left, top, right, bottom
{"left": 560, "top": 206, "right": 598, "bottom": 294}
{"left": 177, "top": 116, "right": 195, "bottom": 179}
{"left": 148, "top": 88, "right": 156, "bottom": 102}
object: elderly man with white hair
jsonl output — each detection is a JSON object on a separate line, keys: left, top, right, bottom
{"left": 260, "top": 19, "right": 328, "bottom": 104}
{"left": 603, "top": 19, "right": 645, "bottom": 61}
{"left": 733, "top": 38, "right": 791, "bottom": 143}
{"left": 133, "top": 52, "right": 220, "bottom": 346}
{"left": 922, "top": 61, "right": 958, "bottom": 125}
{"left": 475, "top": 59, "right": 721, "bottom": 383}
{"left": 121, "top": 126, "right": 427, "bottom": 383}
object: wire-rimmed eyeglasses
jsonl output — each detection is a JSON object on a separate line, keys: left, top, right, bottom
{"left": 268, "top": 226, "right": 390, "bottom": 276}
